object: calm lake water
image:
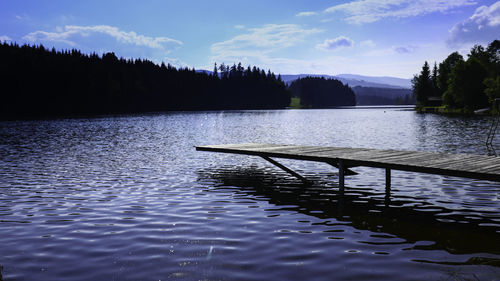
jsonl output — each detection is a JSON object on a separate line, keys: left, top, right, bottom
{"left": 1, "top": 108, "right": 499, "bottom": 280}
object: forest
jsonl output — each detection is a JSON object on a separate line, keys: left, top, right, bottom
{"left": 288, "top": 77, "right": 356, "bottom": 108}
{"left": 0, "top": 42, "right": 291, "bottom": 119}
{"left": 352, "top": 86, "right": 414, "bottom": 105}
{"left": 412, "top": 39, "right": 500, "bottom": 112}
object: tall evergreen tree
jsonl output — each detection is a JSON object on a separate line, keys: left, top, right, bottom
{"left": 213, "top": 62, "right": 218, "bottom": 79}
{"left": 431, "top": 62, "right": 439, "bottom": 96}
{"left": 412, "top": 61, "right": 432, "bottom": 106}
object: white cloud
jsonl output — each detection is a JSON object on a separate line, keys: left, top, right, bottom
{"left": 209, "top": 24, "right": 326, "bottom": 74}
{"left": 393, "top": 45, "right": 418, "bottom": 53}
{"left": 211, "top": 24, "right": 322, "bottom": 59}
{"left": 162, "top": 57, "right": 190, "bottom": 69}
{"left": 325, "top": 0, "right": 477, "bottom": 24}
{"left": 23, "top": 25, "right": 182, "bottom": 50}
{"left": 0, "top": 35, "right": 12, "bottom": 42}
{"left": 316, "top": 36, "right": 354, "bottom": 51}
{"left": 360, "top": 40, "right": 376, "bottom": 48}
{"left": 447, "top": 1, "right": 500, "bottom": 46}
{"left": 296, "top": 11, "right": 318, "bottom": 17}
{"left": 15, "top": 14, "right": 31, "bottom": 21}
{"left": 23, "top": 30, "right": 76, "bottom": 46}
{"left": 364, "top": 45, "right": 420, "bottom": 56}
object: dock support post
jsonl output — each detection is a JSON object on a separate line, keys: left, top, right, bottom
{"left": 385, "top": 168, "right": 391, "bottom": 193}
{"left": 326, "top": 161, "right": 358, "bottom": 175}
{"left": 338, "top": 160, "right": 345, "bottom": 193}
{"left": 261, "top": 156, "right": 310, "bottom": 184}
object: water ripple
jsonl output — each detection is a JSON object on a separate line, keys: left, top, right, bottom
{"left": 0, "top": 110, "right": 499, "bottom": 280}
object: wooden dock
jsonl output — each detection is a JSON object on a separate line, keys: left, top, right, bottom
{"left": 196, "top": 143, "right": 500, "bottom": 191}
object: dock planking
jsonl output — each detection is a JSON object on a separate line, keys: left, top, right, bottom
{"left": 196, "top": 143, "right": 500, "bottom": 188}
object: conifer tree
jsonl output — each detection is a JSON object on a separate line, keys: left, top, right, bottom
{"left": 412, "top": 61, "right": 432, "bottom": 106}
{"left": 431, "top": 62, "right": 438, "bottom": 96}
{"left": 213, "top": 62, "right": 218, "bottom": 79}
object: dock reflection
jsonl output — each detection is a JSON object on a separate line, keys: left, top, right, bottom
{"left": 198, "top": 166, "right": 500, "bottom": 258}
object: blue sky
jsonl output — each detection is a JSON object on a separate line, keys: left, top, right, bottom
{"left": 1, "top": 0, "right": 499, "bottom": 78}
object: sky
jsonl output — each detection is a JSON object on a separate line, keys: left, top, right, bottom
{"left": 1, "top": 0, "right": 499, "bottom": 78}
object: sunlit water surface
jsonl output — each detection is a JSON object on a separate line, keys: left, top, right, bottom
{"left": 0, "top": 108, "right": 499, "bottom": 280}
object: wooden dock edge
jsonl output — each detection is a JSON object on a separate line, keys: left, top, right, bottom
{"left": 196, "top": 143, "right": 500, "bottom": 191}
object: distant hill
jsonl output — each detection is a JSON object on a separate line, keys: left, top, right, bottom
{"left": 352, "top": 86, "right": 413, "bottom": 99}
{"left": 352, "top": 86, "right": 414, "bottom": 105}
{"left": 280, "top": 74, "right": 411, "bottom": 89}
{"left": 336, "top": 74, "right": 411, "bottom": 89}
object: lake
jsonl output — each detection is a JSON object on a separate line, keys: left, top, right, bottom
{"left": 0, "top": 108, "right": 499, "bottom": 280}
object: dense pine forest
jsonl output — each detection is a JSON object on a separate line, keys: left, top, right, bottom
{"left": 412, "top": 39, "right": 499, "bottom": 113}
{"left": 0, "top": 43, "right": 291, "bottom": 119}
{"left": 289, "top": 77, "right": 356, "bottom": 108}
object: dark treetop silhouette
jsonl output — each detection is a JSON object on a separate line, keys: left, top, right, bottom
{"left": 288, "top": 76, "right": 356, "bottom": 108}
{"left": 0, "top": 43, "right": 291, "bottom": 120}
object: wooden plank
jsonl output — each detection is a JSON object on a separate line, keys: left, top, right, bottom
{"left": 410, "top": 155, "right": 477, "bottom": 169}
{"left": 385, "top": 153, "right": 439, "bottom": 165}
{"left": 367, "top": 151, "right": 422, "bottom": 162}
{"left": 307, "top": 148, "right": 377, "bottom": 160}
{"left": 430, "top": 157, "right": 498, "bottom": 172}
{"left": 480, "top": 162, "right": 500, "bottom": 171}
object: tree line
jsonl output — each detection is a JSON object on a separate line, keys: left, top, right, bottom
{"left": 412, "top": 39, "right": 500, "bottom": 112}
{"left": 0, "top": 42, "right": 291, "bottom": 119}
{"left": 352, "top": 86, "right": 414, "bottom": 105}
{"left": 288, "top": 77, "right": 356, "bottom": 108}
